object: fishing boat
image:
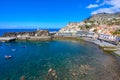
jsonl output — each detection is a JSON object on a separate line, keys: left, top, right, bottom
{"left": 4, "top": 55, "right": 12, "bottom": 59}
{"left": 22, "top": 46, "right": 27, "bottom": 48}
{"left": 6, "top": 44, "right": 11, "bottom": 46}
{"left": 11, "top": 49, "right": 16, "bottom": 52}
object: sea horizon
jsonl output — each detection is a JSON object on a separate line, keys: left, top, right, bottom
{"left": 0, "top": 28, "right": 60, "bottom": 36}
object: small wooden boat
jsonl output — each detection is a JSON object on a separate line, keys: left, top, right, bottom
{"left": 11, "top": 49, "right": 16, "bottom": 52}
{"left": 4, "top": 55, "right": 12, "bottom": 59}
{"left": 22, "top": 46, "right": 27, "bottom": 48}
{"left": 6, "top": 44, "right": 11, "bottom": 46}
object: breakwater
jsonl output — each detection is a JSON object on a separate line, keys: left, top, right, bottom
{"left": 0, "top": 30, "right": 53, "bottom": 42}
{"left": 2, "top": 30, "right": 49, "bottom": 37}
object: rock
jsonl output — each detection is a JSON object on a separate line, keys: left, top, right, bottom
{"left": 20, "top": 76, "right": 26, "bottom": 80}
{"left": 80, "top": 65, "right": 95, "bottom": 75}
{"left": 36, "top": 30, "right": 49, "bottom": 36}
{"left": 48, "top": 68, "right": 53, "bottom": 73}
{"left": 72, "top": 71, "right": 77, "bottom": 77}
{"left": 46, "top": 68, "right": 58, "bottom": 80}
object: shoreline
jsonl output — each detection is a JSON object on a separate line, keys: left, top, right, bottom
{"left": 0, "top": 35, "right": 120, "bottom": 56}
{"left": 82, "top": 37, "right": 120, "bottom": 56}
{"left": 53, "top": 36, "right": 120, "bottom": 56}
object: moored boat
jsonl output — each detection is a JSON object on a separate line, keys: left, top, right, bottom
{"left": 4, "top": 55, "right": 12, "bottom": 59}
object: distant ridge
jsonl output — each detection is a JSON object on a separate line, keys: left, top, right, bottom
{"left": 87, "top": 12, "right": 120, "bottom": 23}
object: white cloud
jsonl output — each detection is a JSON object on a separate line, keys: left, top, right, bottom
{"left": 92, "top": 7, "right": 120, "bottom": 14}
{"left": 86, "top": 0, "right": 105, "bottom": 9}
{"left": 88, "top": 0, "right": 120, "bottom": 14}
{"left": 87, "top": 4, "right": 99, "bottom": 8}
{"left": 105, "top": 0, "right": 120, "bottom": 7}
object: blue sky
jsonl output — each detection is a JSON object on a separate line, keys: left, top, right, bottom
{"left": 0, "top": 0, "right": 120, "bottom": 29}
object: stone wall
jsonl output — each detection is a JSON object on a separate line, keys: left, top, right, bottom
{"left": 2, "top": 30, "right": 50, "bottom": 37}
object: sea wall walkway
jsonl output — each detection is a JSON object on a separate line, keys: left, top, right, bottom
{"left": 0, "top": 37, "right": 16, "bottom": 42}
{"left": 0, "top": 36, "right": 52, "bottom": 42}
{"left": 82, "top": 37, "right": 120, "bottom": 56}
{"left": 83, "top": 37, "right": 116, "bottom": 48}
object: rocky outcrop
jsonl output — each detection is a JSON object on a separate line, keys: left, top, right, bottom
{"left": 45, "top": 68, "right": 59, "bottom": 80}
{"left": 36, "top": 30, "right": 49, "bottom": 36}
{"left": 2, "top": 30, "right": 50, "bottom": 37}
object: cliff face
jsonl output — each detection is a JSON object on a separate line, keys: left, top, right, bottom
{"left": 3, "top": 30, "right": 50, "bottom": 37}
{"left": 59, "top": 12, "right": 120, "bottom": 36}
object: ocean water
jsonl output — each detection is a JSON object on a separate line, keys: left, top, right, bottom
{"left": 0, "top": 29, "right": 60, "bottom": 36}
{"left": 0, "top": 40, "right": 120, "bottom": 80}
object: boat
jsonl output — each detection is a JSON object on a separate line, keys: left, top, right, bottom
{"left": 11, "top": 49, "right": 16, "bottom": 52}
{"left": 6, "top": 44, "right": 11, "bottom": 46}
{"left": 4, "top": 55, "right": 12, "bottom": 59}
{"left": 22, "top": 46, "right": 27, "bottom": 48}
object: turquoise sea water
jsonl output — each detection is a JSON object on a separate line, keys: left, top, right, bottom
{"left": 0, "top": 40, "right": 120, "bottom": 80}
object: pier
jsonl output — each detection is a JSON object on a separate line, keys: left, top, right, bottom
{"left": 0, "top": 37, "right": 16, "bottom": 42}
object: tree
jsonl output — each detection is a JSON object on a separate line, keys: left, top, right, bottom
{"left": 111, "top": 29, "right": 120, "bottom": 36}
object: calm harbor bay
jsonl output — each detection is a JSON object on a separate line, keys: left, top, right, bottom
{"left": 0, "top": 40, "right": 120, "bottom": 80}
